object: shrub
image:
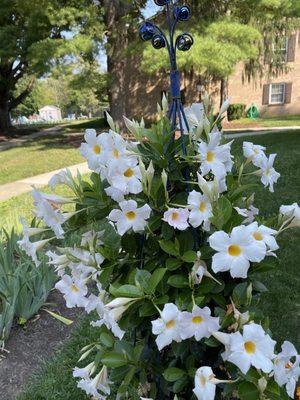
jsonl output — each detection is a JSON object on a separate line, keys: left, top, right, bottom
{"left": 227, "top": 103, "right": 246, "bottom": 121}
{"left": 17, "top": 100, "right": 299, "bottom": 400}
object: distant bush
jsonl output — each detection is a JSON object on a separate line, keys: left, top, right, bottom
{"left": 227, "top": 103, "right": 246, "bottom": 120}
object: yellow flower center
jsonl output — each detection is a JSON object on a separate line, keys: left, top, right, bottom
{"left": 199, "top": 375, "right": 207, "bottom": 387}
{"left": 228, "top": 245, "right": 242, "bottom": 257}
{"left": 113, "top": 148, "right": 119, "bottom": 158}
{"left": 93, "top": 144, "right": 101, "bottom": 154}
{"left": 172, "top": 212, "right": 179, "bottom": 221}
{"left": 206, "top": 151, "right": 214, "bottom": 162}
{"left": 71, "top": 284, "right": 79, "bottom": 293}
{"left": 244, "top": 341, "right": 256, "bottom": 354}
{"left": 166, "top": 320, "right": 175, "bottom": 329}
{"left": 192, "top": 316, "right": 203, "bottom": 324}
{"left": 124, "top": 168, "right": 134, "bottom": 178}
{"left": 253, "top": 232, "right": 263, "bottom": 241}
{"left": 126, "top": 211, "right": 136, "bottom": 220}
{"left": 199, "top": 202, "right": 206, "bottom": 212}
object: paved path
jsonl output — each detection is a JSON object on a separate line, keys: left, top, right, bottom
{"left": 224, "top": 126, "right": 300, "bottom": 139}
{"left": 0, "top": 162, "right": 89, "bottom": 202}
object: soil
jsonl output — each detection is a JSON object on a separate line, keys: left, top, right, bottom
{"left": 0, "top": 290, "right": 82, "bottom": 400}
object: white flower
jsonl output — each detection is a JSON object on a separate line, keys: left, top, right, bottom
{"left": 104, "top": 130, "right": 127, "bottom": 163}
{"left": 280, "top": 203, "right": 300, "bottom": 228}
{"left": 86, "top": 294, "right": 125, "bottom": 339}
{"left": 32, "top": 187, "right": 68, "bottom": 238}
{"left": 162, "top": 208, "right": 189, "bottom": 231}
{"left": 216, "top": 323, "right": 276, "bottom": 374}
{"left": 151, "top": 303, "right": 182, "bottom": 350}
{"left": 105, "top": 186, "right": 125, "bottom": 202}
{"left": 243, "top": 142, "right": 266, "bottom": 167}
{"left": 49, "top": 168, "right": 74, "bottom": 190}
{"left": 258, "top": 154, "right": 280, "bottom": 193}
{"left": 73, "top": 362, "right": 96, "bottom": 379}
{"left": 108, "top": 200, "right": 151, "bottom": 236}
{"left": 81, "top": 230, "right": 104, "bottom": 248}
{"left": 77, "top": 367, "right": 111, "bottom": 400}
{"left": 218, "top": 98, "right": 231, "bottom": 117}
{"left": 273, "top": 341, "right": 300, "bottom": 398}
{"left": 184, "top": 103, "right": 205, "bottom": 131}
{"left": 80, "top": 129, "right": 108, "bottom": 172}
{"left": 179, "top": 306, "right": 220, "bottom": 341}
{"left": 247, "top": 222, "right": 279, "bottom": 252}
{"left": 19, "top": 217, "right": 48, "bottom": 238}
{"left": 234, "top": 205, "right": 259, "bottom": 224}
{"left": 46, "top": 250, "right": 68, "bottom": 275}
{"left": 107, "top": 158, "right": 142, "bottom": 195}
{"left": 191, "top": 252, "right": 221, "bottom": 285}
{"left": 193, "top": 366, "right": 217, "bottom": 400}
{"left": 55, "top": 275, "right": 88, "bottom": 308}
{"left": 209, "top": 225, "right": 266, "bottom": 278}
{"left": 18, "top": 236, "right": 52, "bottom": 267}
{"left": 188, "top": 190, "right": 212, "bottom": 231}
{"left": 198, "top": 132, "right": 233, "bottom": 179}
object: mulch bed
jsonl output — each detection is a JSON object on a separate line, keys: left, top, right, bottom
{"left": 0, "top": 290, "right": 81, "bottom": 400}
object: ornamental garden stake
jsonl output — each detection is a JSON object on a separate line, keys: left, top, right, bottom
{"left": 18, "top": 0, "right": 300, "bottom": 399}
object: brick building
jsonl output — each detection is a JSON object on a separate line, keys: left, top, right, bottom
{"left": 124, "top": 31, "right": 299, "bottom": 120}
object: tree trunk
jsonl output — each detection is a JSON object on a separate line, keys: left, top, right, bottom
{"left": 103, "top": 0, "right": 131, "bottom": 129}
{"left": 0, "top": 101, "right": 12, "bottom": 135}
{"left": 220, "top": 77, "right": 229, "bottom": 108}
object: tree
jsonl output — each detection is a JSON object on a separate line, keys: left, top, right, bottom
{"left": 0, "top": 0, "right": 101, "bottom": 133}
{"left": 140, "top": 0, "right": 300, "bottom": 106}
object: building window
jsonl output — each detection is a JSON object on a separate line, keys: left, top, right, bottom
{"left": 269, "top": 83, "right": 285, "bottom": 105}
{"left": 273, "top": 37, "right": 288, "bottom": 62}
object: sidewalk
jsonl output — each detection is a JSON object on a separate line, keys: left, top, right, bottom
{"left": 0, "top": 162, "right": 89, "bottom": 202}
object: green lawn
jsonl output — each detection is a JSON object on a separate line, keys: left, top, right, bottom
{"left": 226, "top": 114, "right": 300, "bottom": 128}
{"left": 0, "top": 134, "right": 84, "bottom": 185}
{"left": 10, "top": 130, "right": 300, "bottom": 399}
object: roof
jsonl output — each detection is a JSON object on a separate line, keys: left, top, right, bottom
{"left": 39, "top": 105, "right": 61, "bottom": 111}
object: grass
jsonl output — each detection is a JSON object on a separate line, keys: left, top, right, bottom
{"left": 226, "top": 114, "right": 300, "bottom": 128}
{"left": 0, "top": 134, "right": 84, "bottom": 185}
{"left": 10, "top": 130, "right": 300, "bottom": 399}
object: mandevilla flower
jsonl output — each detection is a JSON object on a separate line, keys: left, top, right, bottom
{"left": 273, "top": 341, "right": 300, "bottom": 398}
{"left": 151, "top": 303, "right": 182, "bottom": 350}
{"left": 108, "top": 200, "right": 151, "bottom": 236}
{"left": 193, "top": 366, "right": 229, "bottom": 400}
{"left": 243, "top": 141, "right": 266, "bottom": 166}
{"left": 257, "top": 153, "right": 280, "bottom": 192}
{"left": 214, "top": 323, "right": 276, "bottom": 374}
{"left": 187, "top": 190, "right": 212, "bottom": 231}
{"left": 163, "top": 208, "right": 189, "bottom": 230}
{"left": 198, "top": 131, "right": 233, "bottom": 179}
{"left": 179, "top": 305, "right": 220, "bottom": 341}
{"left": 107, "top": 158, "right": 142, "bottom": 195}
{"left": 280, "top": 202, "right": 300, "bottom": 228}
{"left": 55, "top": 275, "right": 88, "bottom": 308}
{"left": 209, "top": 225, "right": 266, "bottom": 278}
{"left": 77, "top": 366, "right": 112, "bottom": 400}
{"left": 80, "top": 129, "right": 109, "bottom": 172}
{"left": 247, "top": 221, "right": 279, "bottom": 253}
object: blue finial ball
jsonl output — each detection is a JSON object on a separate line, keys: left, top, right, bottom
{"left": 178, "top": 5, "right": 191, "bottom": 21}
{"left": 176, "top": 33, "right": 194, "bottom": 51}
{"left": 139, "top": 22, "right": 156, "bottom": 41}
{"left": 152, "top": 34, "right": 166, "bottom": 49}
{"left": 154, "top": 0, "right": 170, "bottom": 6}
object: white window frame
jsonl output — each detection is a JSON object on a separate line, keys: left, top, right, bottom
{"left": 269, "top": 83, "right": 286, "bottom": 105}
{"left": 272, "top": 36, "right": 289, "bottom": 63}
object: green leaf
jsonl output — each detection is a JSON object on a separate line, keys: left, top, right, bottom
{"left": 139, "top": 302, "right": 156, "bottom": 317}
{"left": 163, "top": 367, "right": 186, "bottom": 382}
{"left": 159, "top": 240, "right": 179, "bottom": 257}
{"left": 135, "top": 270, "right": 152, "bottom": 294}
{"left": 210, "top": 196, "right": 232, "bottom": 230}
{"left": 100, "top": 332, "right": 114, "bottom": 348}
{"left": 101, "top": 351, "right": 129, "bottom": 368}
{"left": 110, "top": 284, "right": 143, "bottom": 298}
{"left": 252, "top": 280, "right": 268, "bottom": 293}
{"left": 181, "top": 250, "right": 197, "bottom": 263}
{"left": 149, "top": 268, "right": 167, "bottom": 292}
{"left": 44, "top": 309, "right": 73, "bottom": 326}
{"left": 166, "top": 258, "right": 183, "bottom": 271}
{"left": 238, "top": 382, "right": 260, "bottom": 400}
{"left": 167, "top": 275, "right": 189, "bottom": 288}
